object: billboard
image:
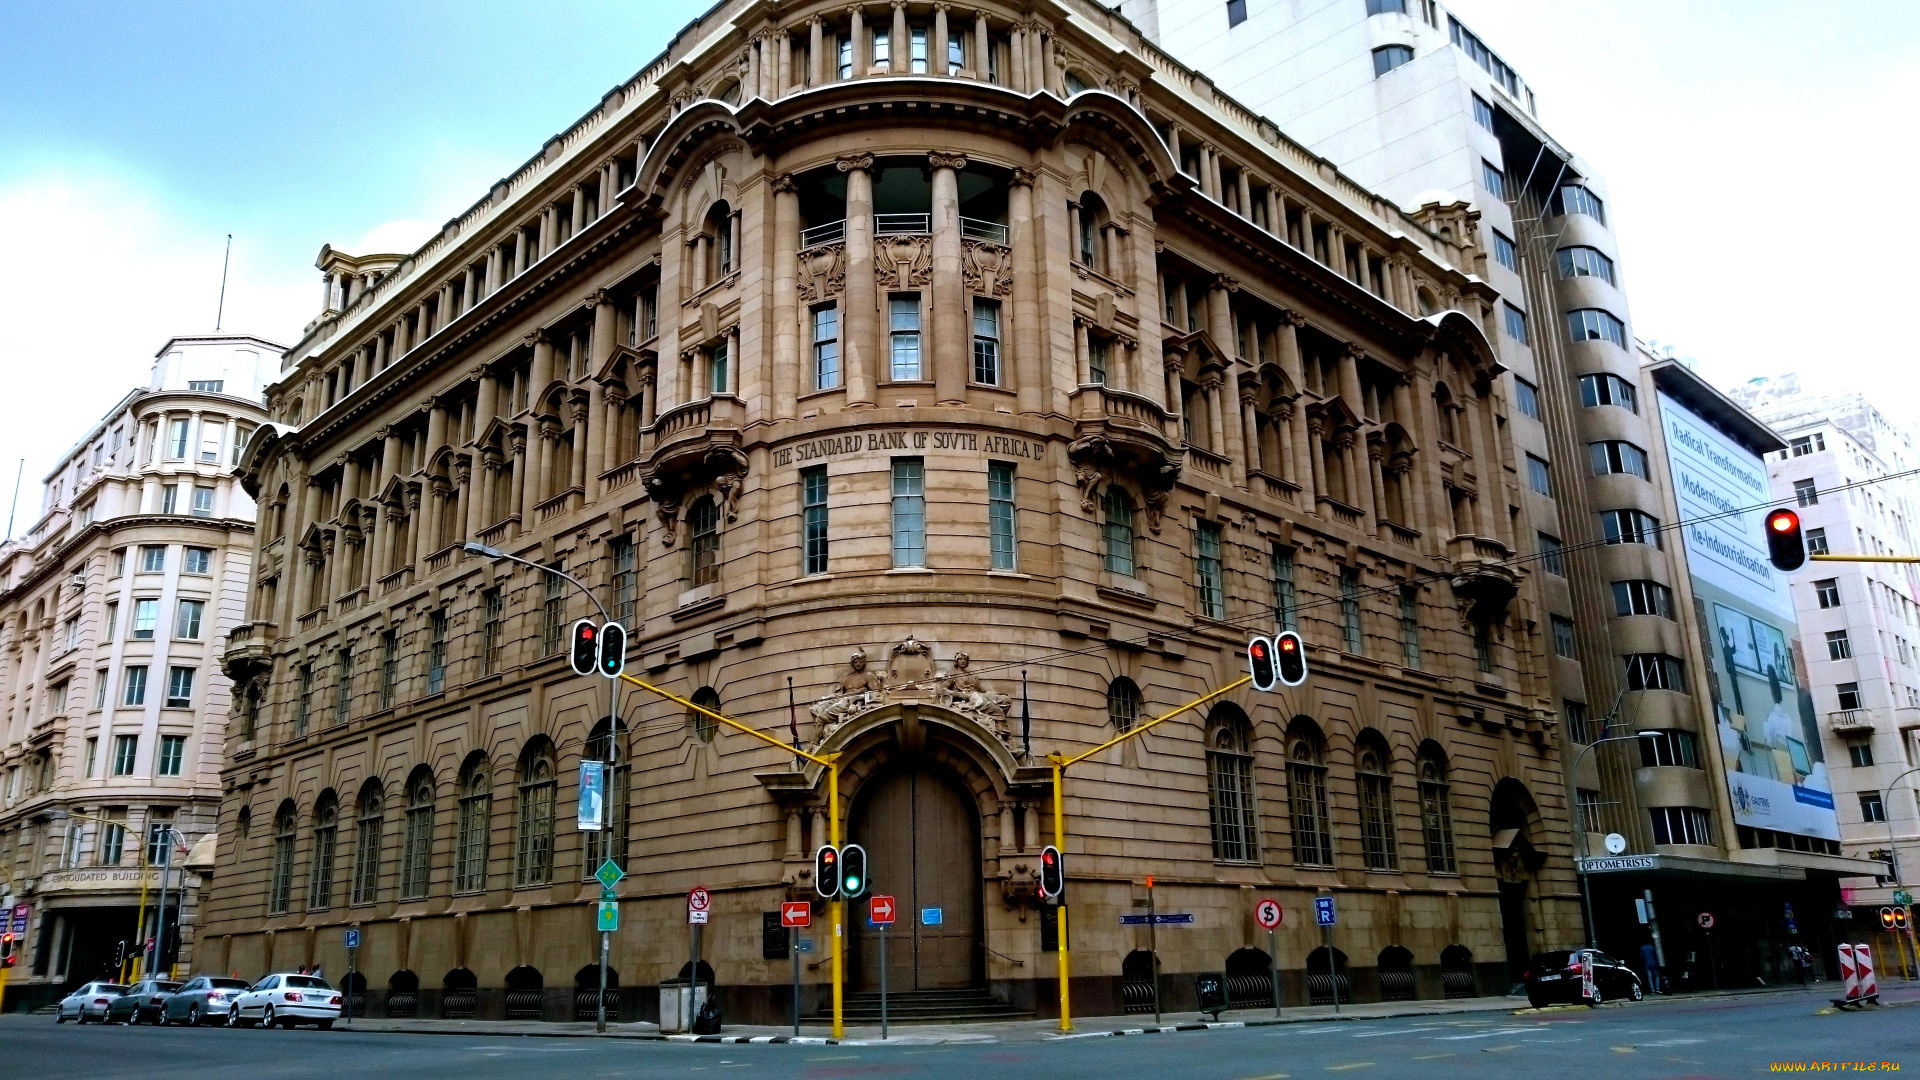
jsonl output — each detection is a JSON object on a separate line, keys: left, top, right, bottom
{"left": 1660, "top": 392, "right": 1840, "bottom": 842}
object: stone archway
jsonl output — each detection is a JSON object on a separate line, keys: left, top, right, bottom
{"left": 848, "top": 759, "right": 984, "bottom": 991}
{"left": 1490, "top": 778, "right": 1548, "bottom": 984}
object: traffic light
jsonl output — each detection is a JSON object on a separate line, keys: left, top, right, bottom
{"left": 1274, "top": 630, "right": 1309, "bottom": 687}
{"left": 1881, "top": 906, "right": 1898, "bottom": 930}
{"left": 597, "top": 621, "right": 627, "bottom": 678}
{"left": 1247, "top": 635, "right": 1277, "bottom": 692}
{"left": 814, "top": 844, "right": 841, "bottom": 899}
{"left": 1038, "top": 845, "right": 1065, "bottom": 904}
{"left": 1885, "top": 906, "right": 1911, "bottom": 931}
{"left": 0, "top": 932, "right": 14, "bottom": 968}
{"left": 1765, "top": 507, "right": 1806, "bottom": 572}
{"left": 570, "top": 619, "right": 599, "bottom": 676}
{"left": 840, "top": 844, "right": 868, "bottom": 900}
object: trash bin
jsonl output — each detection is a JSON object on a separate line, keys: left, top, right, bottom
{"left": 658, "top": 979, "right": 709, "bottom": 1034}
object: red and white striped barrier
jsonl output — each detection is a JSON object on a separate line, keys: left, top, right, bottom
{"left": 1836, "top": 943, "right": 1879, "bottom": 1008}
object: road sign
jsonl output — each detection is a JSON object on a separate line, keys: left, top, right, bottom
{"left": 1697, "top": 912, "right": 1715, "bottom": 929}
{"left": 598, "top": 901, "right": 619, "bottom": 932}
{"left": 9, "top": 904, "right": 28, "bottom": 934}
{"left": 578, "top": 761, "right": 605, "bottom": 832}
{"left": 1897, "top": 890, "right": 1914, "bottom": 907}
{"left": 921, "top": 907, "right": 943, "bottom": 926}
{"left": 689, "top": 909, "right": 709, "bottom": 925}
{"left": 1119, "top": 913, "right": 1194, "bottom": 925}
{"left": 1255, "top": 898, "right": 1283, "bottom": 930}
{"left": 689, "top": 886, "right": 711, "bottom": 913}
{"left": 595, "top": 859, "right": 626, "bottom": 894}
{"left": 780, "top": 901, "right": 811, "bottom": 928}
{"left": 344, "top": 929, "right": 361, "bottom": 949}
{"left": 1315, "top": 896, "right": 1336, "bottom": 927}
{"left": 870, "top": 895, "right": 897, "bottom": 925}
{"left": 795, "top": 937, "right": 814, "bottom": 953}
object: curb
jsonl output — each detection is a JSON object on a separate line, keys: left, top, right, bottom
{"left": 666, "top": 1034, "right": 839, "bottom": 1045}
{"left": 1051, "top": 1020, "right": 1247, "bottom": 1040}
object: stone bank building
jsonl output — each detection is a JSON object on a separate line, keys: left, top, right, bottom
{"left": 205, "top": 0, "right": 1582, "bottom": 1023}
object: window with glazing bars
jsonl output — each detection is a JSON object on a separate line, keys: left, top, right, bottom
{"left": 1567, "top": 308, "right": 1627, "bottom": 348}
{"left": 514, "top": 756, "right": 555, "bottom": 886}
{"left": 1591, "top": 440, "right": 1650, "bottom": 479}
{"left": 428, "top": 610, "right": 448, "bottom": 694}
{"left": 1271, "top": 545, "right": 1298, "bottom": 630}
{"left": 812, "top": 304, "right": 840, "bottom": 389}
{"left": 1648, "top": 806, "right": 1711, "bottom": 845}
{"left": 803, "top": 467, "right": 830, "bottom": 575}
{"left": 1551, "top": 616, "right": 1577, "bottom": 658}
{"left": 482, "top": 589, "right": 504, "bottom": 674}
{"left": 352, "top": 792, "right": 381, "bottom": 905}
{"left": 972, "top": 299, "right": 1001, "bottom": 385}
{"left": 455, "top": 770, "right": 490, "bottom": 893}
{"left": 1287, "top": 750, "right": 1333, "bottom": 866}
{"left": 609, "top": 537, "right": 636, "bottom": 623}
{"left": 585, "top": 726, "right": 629, "bottom": 872}
{"left": 380, "top": 630, "right": 399, "bottom": 708}
{"left": 1557, "top": 185, "right": 1607, "bottom": 224}
{"left": 541, "top": 565, "right": 567, "bottom": 655}
{"left": 1103, "top": 488, "right": 1136, "bottom": 577}
{"left": 891, "top": 459, "right": 926, "bottom": 567}
{"left": 269, "top": 812, "right": 294, "bottom": 913}
{"left": 1612, "top": 579, "right": 1674, "bottom": 619}
{"left": 1195, "top": 522, "right": 1225, "bottom": 619}
{"left": 1537, "top": 532, "right": 1565, "bottom": 575}
{"left": 1399, "top": 586, "right": 1421, "bottom": 668}
{"left": 333, "top": 648, "right": 353, "bottom": 724}
{"left": 400, "top": 775, "right": 433, "bottom": 900}
{"left": 1358, "top": 756, "right": 1398, "bottom": 870}
{"left": 988, "top": 462, "right": 1017, "bottom": 570}
{"left": 1578, "top": 372, "right": 1637, "bottom": 411}
{"left": 308, "top": 799, "right": 337, "bottom": 910}
{"left": 1207, "top": 725, "right": 1258, "bottom": 862}
{"left": 1419, "top": 764, "right": 1456, "bottom": 873}
{"left": 295, "top": 663, "right": 312, "bottom": 734}
{"left": 888, "top": 294, "right": 922, "bottom": 379}
{"left": 1557, "top": 245, "right": 1616, "bottom": 285}
{"left": 1339, "top": 567, "right": 1363, "bottom": 653}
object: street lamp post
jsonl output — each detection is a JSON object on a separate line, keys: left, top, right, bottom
{"left": 144, "top": 826, "right": 186, "bottom": 979}
{"left": 1569, "top": 715, "right": 1642, "bottom": 951}
{"left": 463, "top": 542, "right": 620, "bottom": 1032}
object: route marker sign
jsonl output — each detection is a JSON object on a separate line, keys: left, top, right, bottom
{"left": 1255, "top": 898, "right": 1283, "bottom": 930}
{"left": 598, "top": 901, "right": 619, "bottom": 932}
{"left": 595, "top": 859, "right": 626, "bottom": 894}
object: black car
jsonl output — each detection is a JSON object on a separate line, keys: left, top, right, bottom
{"left": 1525, "top": 949, "right": 1644, "bottom": 1007}
{"left": 104, "top": 980, "right": 183, "bottom": 1024}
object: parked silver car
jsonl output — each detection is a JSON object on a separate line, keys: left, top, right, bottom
{"left": 105, "top": 980, "right": 182, "bottom": 1024}
{"left": 161, "top": 975, "right": 252, "bottom": 1026}
{"left": 227, "top": 974, "right": 341, "bottom": 1029}
{"left": 54, "top": 982, "right": 128, "bottom": 1023}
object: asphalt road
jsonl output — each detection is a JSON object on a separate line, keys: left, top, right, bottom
{"left": 4, "top": 987, "right": 1914, "bottom": 1079}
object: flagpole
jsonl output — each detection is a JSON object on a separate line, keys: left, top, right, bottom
{"left": 1021, "top": 670, "right": 1031, "bottom": 760}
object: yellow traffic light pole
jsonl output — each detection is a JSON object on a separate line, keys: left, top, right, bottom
{"left": 619, "top": 674, "right": 846, "bottom": 1039}
{"left": 1045, "top": 675, "right": 1252, "bottom": 1032}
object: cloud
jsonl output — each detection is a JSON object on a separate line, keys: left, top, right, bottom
{"left": 0, "top": 168, "right": 312, "bottom": 537}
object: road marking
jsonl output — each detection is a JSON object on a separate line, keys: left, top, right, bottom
{"left": 808, "top": 1055, "right": 858, "bottom": 1061}
{"left": 1433, "top": 1028, "right": 1536, "bottom": 1041}
{"left": 1611, "top": 1046, "right": 1636, "bottom": 1053}
{"left": 1240, "top": 1073, "right": 1290, "bottom": 1079}
{"left": 1325, "top": 1063, "right": 1374, "bottom": 1071}
{"left": 1352, "top": 1026, "right": 1445, "bottom": 1037}
{"left": 1411, "top": 1053, "right": 1454, "bottom": 1061}
{"left": 1480, "top": 1045, "right": 1520, "bottom": 1053}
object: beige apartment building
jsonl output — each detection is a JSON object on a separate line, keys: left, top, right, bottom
{"left": 201, "top": 0, "right": 1584, "bottom": 1024}
{"left": 0, "top": 335, "right": 277, "bottom": 1011}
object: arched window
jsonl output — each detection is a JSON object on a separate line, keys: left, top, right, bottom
{"left": 514, "top": 742, "right": 556, "bottom": 887}
{"left": 1107, "top": 677, "right": 1142, "bottom": 732}
{"left": 688, "top": 496, "right": 720, "bottom": 586}
{"left": 586, "top": 721, "right": 630, "bottom": 870}
{"left": 1206, "top": 705, "right": 1259, "bottom": 862}
{"left": 712, "top": 79, "right": 742, "bottom": 106}
{"left": 1076, "top": 192, "right": 1110, "bottom": 272}
{"left": 1418, "top": 747, "right": 1458, "bottom": 874}
{"left": 1064, "top": 69, "right": 1091, "bottom": 95}
{"left": 455, "top": 756, "right": 490, "bottom": 894}
{"left": 1286, "top": 725, "right": 1333, "bottom": 866}
{"left": 269, "top": 800, "right": 296, "bottom": 914}
{"left": 1102, "top": 486, "right": 1136, "bottom": 576}
{"left": 1357, "top": 738, "right": 1398, "bottom": 870}
{"left": 689, "top": 686, "right": 721, "bottom": 744}
{"left": 308, "top": 790, "right": 338, "bottom": 911}
{"left": 401, "top": 767, "right": 435, "bottom": 900}
{"left": 1415, "top": 288, "right": 1438, "bottom": 318}
{"left": 235, "top": 805, "right": 252, "bottom": 843}
{"left": 351, "top": 779, "right": 384, "bottom": 905}
{"left": 706, "top": 201, "right": 735, "bottom": 279}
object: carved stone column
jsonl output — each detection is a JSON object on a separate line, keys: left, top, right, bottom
{"left": 929, "top": 151, "right": 967, "bottom": 405}
{"left": 409, "top": 482, "right": 432, "bottom": 569}
{"left": 932, "top": 4, "right": 949, "bottom": 74}
{"left": 528, "top": 329, "right": 554, "bottom": 403}
{"left": 509, "top": 431, "right": 530, "bottom": 536}
{"left": 569, "top": 397, "right": 591, "bottom": 494}
{"left": 1275, "top": 401, "right": 1297, "bottom": 493}
{"left": 809, "top": 17, "right": 824, "bottom": 86}
{"left": 1306, "top": 415, "right": 1327, "bottom": 504}
{"left": 772, "top": 174, "right": 801, "bottom": 419}
{"left": 847, "top": 8, "right": 864, "bottom": 80}
{"left": 585, "top": 293, "right": 615, "bottom": 498}
{"left": 1367, "top": 441, "right": 1389, "bottom": 536}
{"left": 1240, "top": 382, "right": 1261, "bottom": 478}
{"left": 1010, "top": 168, "right": 1041, "bottom": 415}
{"left": 1337, "top": 430, "right": 1362, "bottom": 514}
{"left": 1163, "top": 355, "right": 1185, "bottom": 444}
{"left": 840, "top": 154, "right": 878, "bottom": 407}
{"left": 1203, "top": 374, "right": 1227, "bottom": 458}
{"left": 890, "top": 2, "right": 908, "bottom": 74}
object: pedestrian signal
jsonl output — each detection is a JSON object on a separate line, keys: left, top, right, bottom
{"left": 1038, "top": 845, "right": 1065, "bottom": 904}
{"left": 1765, "top": 508, "right": 1806, "bottom": 572}
{"left": 1247, "top": 635, "right": 1277, "bottom": 691}
{"left": 814, "top": 845, "right": 842, "bottom": 899}
{"left": 570, "top": 619, "right": 600, "bottom": 676}
{"left": 597, "top": 621, "right": 627, "bottom": 678}
{"left": 1274, "top": 630, "right": 1309, "bottom": 686}
{"left": 840, "top": 844, "right": 868, "bottom": 900}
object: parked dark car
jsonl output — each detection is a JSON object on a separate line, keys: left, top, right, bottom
{"left": 1525, "top": 949, "right": 1644, "bottom": 1006}
{"left": 104, "top": 980, "right": 183, "bottom": 1024}
{"left": 162, "top": 975, "right": 253, "bottom": 1026}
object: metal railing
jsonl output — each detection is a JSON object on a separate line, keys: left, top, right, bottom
{"left": 961, "top": 216, "right": 1009, "bottom": 244}
{"left": 799, "top": 215, "right": 1008, "bottom": 246}
{"left": 874, "top": 212, "right": 930, "bottom": 235}
{"left": 800, "top": 219, "right": 845, "bottom": 247}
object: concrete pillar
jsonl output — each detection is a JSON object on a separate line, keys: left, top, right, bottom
{"left": 890, "top": 3, "right": 907, "bottom": 74}
{"left": 810, "top": 17, "right": 824, "bottom": 85}
{"left": 1010, "top": 169, "right": 1041, "bottom": 415}
{"left": 840, "top": 155, "right": 877, "bottom": 407}
{"left": 1204, "top": 376, "right": 1227, "bottom": 458}
{"left": 848, "top": 10, "right": 864, "bottom": 79}
{"left": 932, "top": 5, "right": 948, "bottom": 75}
{"left": 772, "top": 174, "right": 801, "bottom": 419}
{"left": 975, "top": 12, "right": 989, "bottom": 80}
{"left": 529, "top": 330, "right": 554, "bottom": 408}
{"left": 929, "top": 152, "right": 966, "bottom": 405}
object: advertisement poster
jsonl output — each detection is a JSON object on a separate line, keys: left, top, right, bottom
{"left": 578, "top": 761, "right": 605, "bottom": 831}
{"left": 1660, "top": 392, "right": 1839, "bottom": 841}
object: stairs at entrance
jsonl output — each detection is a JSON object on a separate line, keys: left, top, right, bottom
{"left": 820, "top": 988, "right": 1033, "bottom": 1023}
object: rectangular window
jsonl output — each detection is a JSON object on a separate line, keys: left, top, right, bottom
{"left": 99, "top": 821, "right": 126, "bottom": 865}
{"left": 1849, "top": 740, "right": 1874, "bottom": 768}
{"left": 189, "top": 484, "right": 214, "bottom": 517}
{"left": 1208, "top": 739, "right": 1259, "bottom": 862}
{"left": 1556, "top": 245, "right": 1617, "bottom": 286}
{"left": 708, "top": 341, "right": 729, "bottom": 395}
{"left": 165, "top": 666, "right": 194, "bottom": 708}
{"left": 167, "top": 418, "right": 189, "bottom": 458}
{"left": 1624, "top": 653, "right": 1686, "bottom": 692}
{"left": 1502, "top": 302, "right": 1528, "bottom": 343}
{"left": 1472, "top": 621, "right": 1492, "bottom": 672}
{"left": 1340, "top": 567, "right": 1364, "bottom": 653}
{"left": 1287, "top": 759, "right": 1333, "bottom": 866}
{"left": 93, "top": 668, "right": 110, "bottom": 709}
{"left": 157, "top": 735, "right": 186, "bottom": 776}
{"left": 1481, "top": 159, "right": 1506, "bottom": 200}
{"left": 1195, "top": 522, "right": 1226, "bottom": 620}
{"left": 1861, "top": 791, "right": 1888, "bottom": 823}
{"left": 482, "top": 590, "right": 505, "bottom": 675}
{"left": 140, "top": 545, "right": 166, "bottom": 572}
{"left": 1372, "top": 44, "right": 1413, "bottom": 77}
{"left": 811, "top": 304, "right": 841, "bottom": 389}
{"left": 1600, "top": 508, "right": 1661, "bottom": 547}
{"left": 1837, "top": 682, "right": 1862, "bottom": 711}
{"left": 972, "top": 299, "right": 1002, "bottom": 385}
{"left": 1806, "top": 528, "right": 1829, "bottom": 555}
{"left": 909, "top": 24, "right": 928, "bottom": 72}
{"left": 1557, "top": 185, "right": 1607, "bottom": 224}
{"left": 380, "top": 629, "right": 399, "bottom": 708}
{"left": 1612, "top": 579, "right": 1675, "bottom": 619}
{"left": 890, "top": 458, "right": 926, "bottom": 567}
{"left": 122, "top": 661, "right": 148, "bottom": 703}
{"left": 183, "top": 546, "right": 211, "bottom": 574}
{"left": 1648, "top": 806, "right": 1712, "bottom": 845}
{"left": 1551, "top": 615, "right": 1577, "bottom": 658}
{"left": 113, "top": 734, "right": 138, "bottom": 775}
{"left": 987, "top": 462, "right": 1018, "bottom": 571}
{"left": 802, "top": 466, "right": 830, "bottom": 575}
{"left": 541, "top": 565, "right": 566, "bottom": 656}
{"left": 1591, "top": 440, "right": 1651, "bottom": 479}
{"left": 1227, "top": 0, "right": 1248, "bottom": 25}
{"left": 1472, "top": 92, "right": 1495, "bottom": 131}
{"left": 1399, "top": 586, "right": 1421, "bottom": 668}
{"left": 1566, "top": 308, "right": 1628, "bottom": 348}
{"left": 1638, "top": 729, "right": 1700, "bottom": 769}
{"left": 1513, "top": 377, "right": 1539, "bottom": 419}
{"left": 428, "top": 610, "right": 448, "bottom": 694}
{"left": 1815, "top": 578, "right": 1840, "bottom": 608}
{"left": 188, "top": 378, "right": 224, "bottom": 392}
{"left": 174, "top": 599, "right": 203, "bottom": 640}
{"left": 1793, "top": 478, "right": 1819, "bottom": 507}
{"left": 1366, "top": 0, "right": 1407, "bottom": 12}
{"left": 131, "top": 596, "right": 158, "bottom": 639}
{"left": 111, "top": 548, "right": 126, "bottom": 577}
{"left": 332, "top": 649, "right": 352, "bottom": 723}
{"left": 1790, "top": 433, "right": 1825, "bottom": 456}
{"left": 610, "top": 537, "right": 636, "bottom": 623}
{"left": 1491, "top": 229, "right": 1517, "bottom": 271}
{"left": 1523, "top": 454, "right": 1552, "bottom": 496}
{"left": 888, "top": 294, "right": 922, "bottom": 379}
{"left": 1087, "top": 338, "right": 1110, "bottom": 384}
{"left": 1826, "top": 629, "right": 1853, "bottom": 661}
{"left": 1271, "top": 545, "right": 1298, "bottom": 631}
{"left": 161, "top": 484, "right": 179, "bottom": 514}
{"left": 948, "top": 29, "right": 964, "bottom": 74}
{"left": 1538, "top": 532, "right": 1565, "bottom": 576}
{"left": 1564, "top": 700, "right": 1597, "bottom": 743}
{"left": 1578, "top": 373, "right": 1638, "bottom": 412}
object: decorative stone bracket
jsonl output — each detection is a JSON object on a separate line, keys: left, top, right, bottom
{"left": 642, "top": 443, "right": 748, "bottom": 548}
{"left": 1069, "top": 433, "right": 1181, "bottom": 533}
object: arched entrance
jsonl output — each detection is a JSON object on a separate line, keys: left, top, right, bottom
{"left": 1490, "top": 778, "right": 1547, "bottom": 985}
{"left": 848, "top": 762, "right": 983, "bottom": 991}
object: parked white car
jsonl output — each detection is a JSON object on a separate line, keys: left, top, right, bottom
{"left": 227, "top": 974, "right": 341, "bottom": 1030}
{"left": 54, "top": 982, "right": 128, "bottom": 1023}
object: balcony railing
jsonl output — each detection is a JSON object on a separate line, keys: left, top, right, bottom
{"left": 800, "top": 219, "right": 845, "bottom": 247}
{"left": 961, "top": 217, "right": 1009, "bottom": 244}
{"left": 874, "top": 212, "right": 930, "bottom": 235}
{"left": 1830, "top": 708, "right": 1873, "bottom": 732}
{"left": 800, "top": 215, "right": 1007, "bottom": 246}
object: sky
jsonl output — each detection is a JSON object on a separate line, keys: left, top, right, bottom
{"left": 1, "top": 0, "right": 1915, "bottom": 535}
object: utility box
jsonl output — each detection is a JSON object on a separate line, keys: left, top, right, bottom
{"left": 658, "top": 981, "right": 709, "bottom": 1034}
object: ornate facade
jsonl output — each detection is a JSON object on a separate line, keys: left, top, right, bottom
{"left": 205, "top": 0, "right": 1579, "bottom": 1023}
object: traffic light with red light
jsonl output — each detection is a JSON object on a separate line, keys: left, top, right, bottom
{"left": 597, "top": 621, "right": 627, "bottom": 679}
{"left": 0, "top": 932, "right": 14, "bottom": 968}
{"left": 814, "top": 845, "right": 842, "bottom": 899}
{"left": 1274, "top": 630, "right": 1309, "bottom": 687}
{"left": 1765, "top": 507, "right": 1806, "bottom": 571}
{"left": 570, "top": 619, "right": 599, "bottom": 677}
{"left": 1247, "top": 636, "right": 1277, "bottom": 691}
{"left": 1038, "top": 845, "right": 1065, "bottom": 904}
{"left": 840, "top": 844, "right": 868, "bottom": 900}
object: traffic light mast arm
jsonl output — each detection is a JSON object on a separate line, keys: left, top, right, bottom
{"left": 1810, "top": 554, "right": 1920, "bottom": 563}
{"left": 618, "top": 673, "right": 836, "bottom": 770}
{"left": 1056, "top": 675, "right": 1252, "bottom": 769}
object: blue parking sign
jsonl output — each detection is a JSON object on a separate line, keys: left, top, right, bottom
{"left": 1314, "top": 897, "right": 1336, "bottom": 927}
{"left": 345, "top": 929, "right": 361, "bottom": 949}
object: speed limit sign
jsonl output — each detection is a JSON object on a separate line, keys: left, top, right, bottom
{"left": 1255, "top": 898, "right": 1283, "bottom": 929}
{"left": 1697, "top": 912, "right": 1715, "bottom": 929}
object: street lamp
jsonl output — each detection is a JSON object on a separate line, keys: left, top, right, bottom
{"left": 461, "top": 540, "right": 621, "bottom": 1032}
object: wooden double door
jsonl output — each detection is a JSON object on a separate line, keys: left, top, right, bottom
{"left": 849, "top": 764, "right": 983, "bottom": 991}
